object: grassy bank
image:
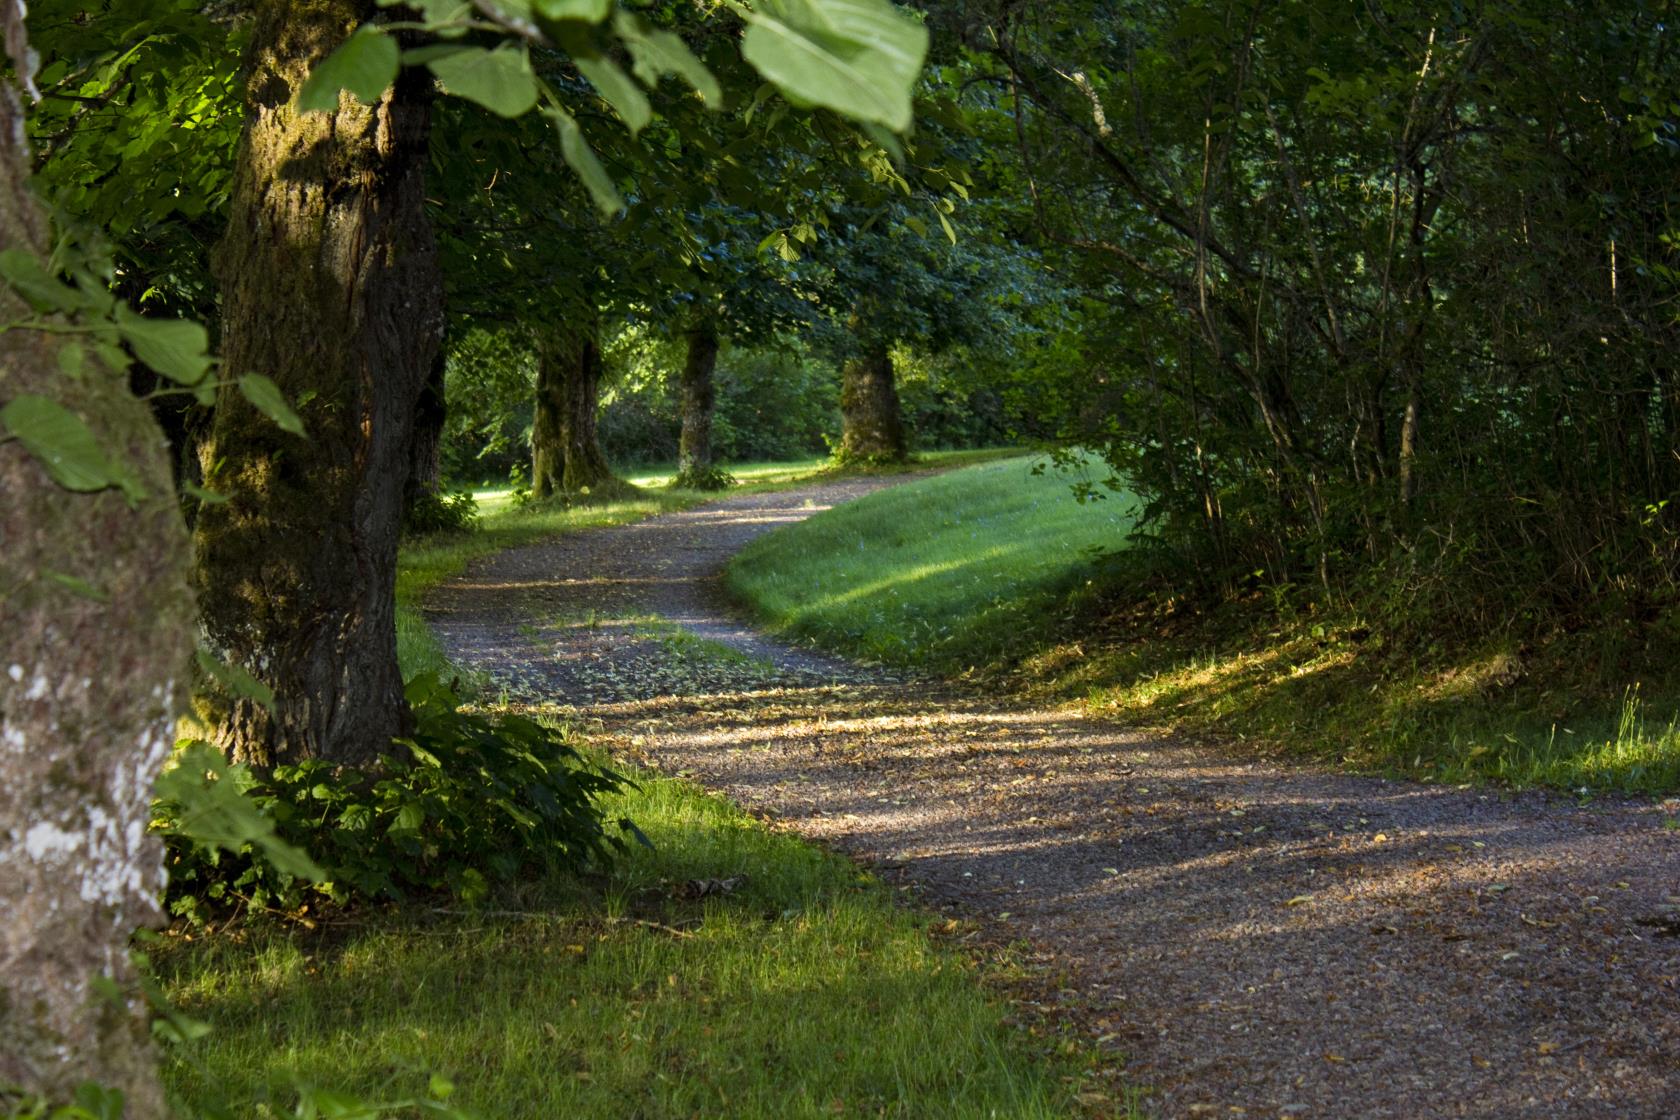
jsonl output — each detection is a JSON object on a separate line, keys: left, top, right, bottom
{"left": 723, "top": 457, "right": 1680, "bottom": 796}
{"left": 726, "top": 454, "right": 1137, "bottom": 671}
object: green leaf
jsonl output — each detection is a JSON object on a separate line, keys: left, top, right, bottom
{"left": 183, "top": 480, "right": 229, "bottom": 505}
{"left": 115, "top": 306, "right": 212, "bottom": 386}
{"left": 575, "top": 53, "right": 652, "bottom": 134}
{"left": 427, "top": 43, "right": 540, "bottom": 117}
{"left": 0, "top": 249, "right": 88, "bottom": 314}
{"left": 0, "top": 393, "right": 145, "bottom": 502}
{"left": 391, "top": 802, "right": 425, "bottom": 836}
{"left": 238, "top": 374, "right": 306, "bottom": 436}
{"left": 299, "top": 25, "right": 400, "bottom": 113}
{"left": 154, "top": 742, "right": 326, "bottom": 882}
{"left": 740, "top": 0, "right": 928, "bottom": 132}
{"left": 612, "top": 11, "right": 722, "bottom": 107}
{"left": 544, "top": 108, "right": 624, "bottom": 214}
{"left": 536, "top": 0, "right": 611, "bottom": 22}
{"left": 44, "top": 570, "right": 109, "bottom": 602}
{"left": 196, "top": 647, "right": 278, "bottom": 711}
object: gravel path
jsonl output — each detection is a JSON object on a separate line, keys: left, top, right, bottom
{"left": 427, "top": 477, "right": 1680, "bottom": 1119}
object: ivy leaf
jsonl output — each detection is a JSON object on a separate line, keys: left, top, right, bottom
{"left": 0, "top": 393, "right": 145, "bottom": 503}
{"left": 153, "top": 741, "right": 326, "bottom": 882}
{"left": 612, "top": 10, "right": 722, "bottom": 106}
{"left": 740, "top": 0, "right": 928, "bottom": 132}
{"left": 238, "top": 374, "right": 306, "bottom": 437}
{"left": 298, "top": 24, "right": 400, "bottom": 113}
{"left": 427, "top": 43, "right": 540, "bottom": 117}
{"left": 544, "top": 107, "right": 624, "bottom": 214}
{"left": 0, "top": 249, "right": 89, "bottom": 314}
{"left": 115, "top": 306, "right": 212, "bottom": 386}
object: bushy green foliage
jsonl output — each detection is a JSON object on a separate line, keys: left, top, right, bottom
{"left": 154, "top": 675, "right": 639, "bottom": 923}
{"left": 402, "top": 490, "right": 479, "bottom": 537}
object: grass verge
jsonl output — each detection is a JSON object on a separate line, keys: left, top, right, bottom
{"left": 157, "top": 754, "right": 1111, "bottom": 1118}
{"left": 724, "top": 457, "right": 1680, "bottom": 796}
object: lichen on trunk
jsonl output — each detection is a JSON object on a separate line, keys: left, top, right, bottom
{"left": 0, "top": 42, "right": 192, "bottom": 1115}
{"left": 194, "top": 0, "right": 443, "bottom": 770}
{"left": 532, "top": 316, "right": 619, "bottom": 498}
{"left": 838, "top": 339, "right": 907, "bottom": 463}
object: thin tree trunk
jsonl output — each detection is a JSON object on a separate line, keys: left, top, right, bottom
{"left": 838, "top": 339, "right": 907, "bottom": 461}
{"left": 194, "top": 0, "right": 443, "bottom": 770}
{"left": 674, "top": 315, "right": 724, "bottom": 488}
{"left": 0, "top": 29, "right": 192, "bottom": 1113}
{"left": 532, "top": 319, "right": 615, "bottom": 497}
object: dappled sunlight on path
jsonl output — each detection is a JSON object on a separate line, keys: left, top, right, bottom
{"left": 430, "top": 477, "right": 1680, "bottom": 1119}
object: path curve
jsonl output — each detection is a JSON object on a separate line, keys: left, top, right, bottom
{"left": 428, "top": 476, "right": 1680, "bottom": 1119}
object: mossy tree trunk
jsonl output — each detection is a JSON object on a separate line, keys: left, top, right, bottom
{"left": 194, "top": 0, "right": 443, "bottom": 769}
{"left": 674, "top": 315, "right": 724, "bottom": 488}
{"left": 838, "top": 339, "right": 907, "bottom": 462}
{"left": 532, "top": 318, "right": 615, "bottom": 498}
{"left": 0, "top": 44, "right": 192, "bottom": 1116}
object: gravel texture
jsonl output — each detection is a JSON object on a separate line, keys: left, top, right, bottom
{"left": 428, "top": 477, "right": 1680, "bottom": 1119}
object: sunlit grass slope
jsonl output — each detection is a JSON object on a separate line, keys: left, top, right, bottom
{"left": 159, "top": 760, "right": 1106, "bottom": 1119}
{"left": 726, "top": 455, "right": 1137, "bottom": 671}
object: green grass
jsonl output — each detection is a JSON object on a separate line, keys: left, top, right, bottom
{"left": 726, "top": 454, "right": 1137, "bottom": 671}
{"left": 157, "top": 757, "right": 1113, "bottom": 1119}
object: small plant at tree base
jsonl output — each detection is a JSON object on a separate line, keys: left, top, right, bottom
{"left": 670, "top": 464, "right": 737, "bottom": 491}
{"left": 153, "top": 673, "right": 644, "bottom": 924}
{"left": 403, "top": 490, "right": 479, "bottom": 536}
{"left": 506, "top": 462, "right": 534, "bottom": 508}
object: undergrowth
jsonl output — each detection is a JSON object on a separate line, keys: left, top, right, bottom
{"left": 726, "top": 457, "right": 1680, "bottom": 795}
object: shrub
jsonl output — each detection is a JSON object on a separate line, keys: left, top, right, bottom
{"left": 153, "top": 674, "right": 641, "bottom": 924}
{"left": 402, "top": 489, "right": 479, "bottom": 536}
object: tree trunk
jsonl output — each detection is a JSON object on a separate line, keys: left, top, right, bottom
{"left": 405, "top": 343, "right": 447, "bottom": 513}
{"left": 194, "top": 0, "right": 443, "bottom": 770}
{"left": 532, "top": 319, "right": 615, "bottom": 497}
{"left": 838, "top": 339, "right": 907, "bottom": 462}
{"left": 0, "top": 42, "right": 192, "bottom": 1116}
{"left": 674, "top": 316, "right": 724, "bottom": 488}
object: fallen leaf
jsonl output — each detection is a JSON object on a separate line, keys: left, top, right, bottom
{"left": 1284, "top": 894, "right": 1315, "bottom": 908}
{"left": 1537, "top": 1041, "right": 1558, "bottom": 1055}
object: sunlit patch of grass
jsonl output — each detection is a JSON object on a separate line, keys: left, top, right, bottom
{"left": 156, "top": 754, "right": 1114, "bottom": 1119}
{"left": 726, "top": 454, "right": 1137, "bottom": 672}
{"left": 1074, "top": 620, "right": 1680, "bottom": 795}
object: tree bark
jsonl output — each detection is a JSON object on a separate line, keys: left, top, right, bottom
{"left": 838, "top": 339, "right": 907, "bottom": 462}
{"left": 194, "top": 0, "right": 443, "bottom": 770}
{"left": 405, "top": 343, "right": 447, "bottom": 513}
{"left": 674, "top": 315, "right": 724, "bottom": 488}
{"left": 532, "top": 318, "right": 616, "bottom": 497}
{"left": 0, "top": 44, "right": 192, "bottom": 1116}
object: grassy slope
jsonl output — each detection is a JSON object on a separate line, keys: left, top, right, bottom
{"left": 725, "top": 458, "right": 1680, "bottom": 796}
{"left": 160, "top": 449, "right": 1124, "bottom": 1119}
{"left": 726, "top": 454, "right": 1137, "bottom": 671}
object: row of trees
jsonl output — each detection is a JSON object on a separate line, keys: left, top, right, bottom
{"left": 1, "top": 0, "right": 958, "bottom": 1109}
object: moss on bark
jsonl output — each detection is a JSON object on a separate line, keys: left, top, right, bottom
{"left": 838, "top": 339, "right": 907, "bottom": 463}
{"left": 193, "top": 0, "right": 443, "bottom": 769}
{"left": 532, "top": 318, "right": 619, "bottom": 499}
